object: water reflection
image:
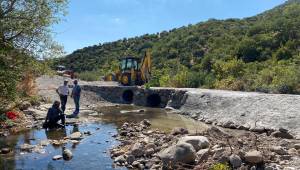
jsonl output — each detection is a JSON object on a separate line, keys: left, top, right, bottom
{"left": 0, "top": 123, "right": 123, "bottom": 170}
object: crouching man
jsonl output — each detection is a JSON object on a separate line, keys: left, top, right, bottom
{"left": 43, "top": 101, "right": 65, "bottom": 129}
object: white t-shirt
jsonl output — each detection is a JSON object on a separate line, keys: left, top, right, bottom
{"left": 57, "top": 85, "right": 69, "bottom": 96}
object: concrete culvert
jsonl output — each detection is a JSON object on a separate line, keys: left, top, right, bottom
{"left": 146, "top": 94, "right": 161, "bottom": 107}
{"left": 122, "top": 90, "right": 134, "bottom": 103}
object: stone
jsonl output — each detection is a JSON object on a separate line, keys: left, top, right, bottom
{"left": 52, "top": 155, "right": 63, "bottom": 160}
{"left": 20, "top": 143, "right": 35, "bottom": 152}
{"left": 270, "top": 146, "right": 288, "bottom": 155}
{"left": 19, "top": 101, "right": 31, "bottom": 110}
{"left": 196, "top": 149, "right": 209, "bottom": 163}
{"left": 158, "top": 142, "right": 196, "bottom": 165}
{"left": 272, "top": 131, "right": 294, "bottom": 139}
{"left": 132, "top": 161, "right": 140, "bottom": 167}
{"left": 130, "top": 143, "right": 144, "bottom": 157}
{"left": 229, "top": 154, "right": 242, "bottom": 168}
{"left": 145, "top": 148, "right": 155, "bottom": 156}
{"left": 222, "top": 120, "right": 237, "bottom": 129}
{"left": 114, "top": 155, "right": 126, "bottom": 164}
{"left": 1, "top": 148, "right": 11, "bottom": 154}
{"left": 83, "top": 131, "right": 92, "bottom": 135}
{"left": 279, "top": 127, "right": 289, "bottom": 133}
{"left": 145, "top": 143, "right": 156, "bottom": 150}
{"left": 69, "top": 132, "right": 82, "bottom": 140}
{"left": 62, "top": 148, "right": 73, "bottom": 160}
{"left": 141, "top": 119, "right": 151, "bottom": 126}
{"left": 178, "top": 136, "right": 210, "bottom": 151}
{"left": 39, "top": 140, "right": 49, "bottom": 146}
{"left": 126, "top": 155, "right": 135, "bottom": 165}
{"left": 112, "top": 150, "right": 125, "bottom": 157}
{"left": 245, "top": 150, "right": 263, "bottom": 164}
{"left": 119, "top": 131, "right": 128, "bottom": 136}
{"left": 294, "top": 143, "right": 300, "bottom": 150}
{"left": 288, "top": 148, "right": 297, "bottom": 155}
{"left": 70, "top": 140, "right": 80, "bottom": 144}
{"left": 171, "top": 127, "right": 189, "bottom": 135}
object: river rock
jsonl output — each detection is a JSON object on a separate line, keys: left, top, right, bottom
{"left": 271, "top": 146, "right": 288, "bottom": 155}
{"left": 196, "top": 148, "right": 209, "bottom": 163}
{"left": 178, "top": 136, "right": 210, "bottom": 151}
{"left": 171, "top": 127, "right": 189, "bottom": 135}
{"left": 126, "top": 155, "right": 135, "bottom": 165}
{"left": 69, "top": 132, "right": 82, "bottom": 140}
{"left": 272, "top": 131, "right": 294, "bottom": 139}
{"left": 39, "top": 140, "right": 49, "bottom": 146}
{"left": 112, "top": 150, "right": 125, "bottom": 157}
{"left": 130, "top": 143, "right": 144, "bottom": 157}
{"left": 158, "top": 142, "right": 196, "bottom": 166}
{"left": 1, "top": 148, "right": 11, "bottom": 154}
{"left": 294, "top": 143, "right": 300, "bottom": 150}
{"left": 20, "top": 143, "right": 35, "bottom": 152}
{"left": 145, "top": 143, "right": 156, "bottom": 150}
{"left": 63, "top": 148, "right": 73, "bottom": 160}
{"left": 145, "top": 148, "right": 155, "bottom": 156}
{"left": 245, "top": 150, "right": 263, "bottom": 164}
{"left": 141, "top": 119, "right": 151, "bottom": 127}
{"left": 229, "top": 154, "right": 242, "bottom": 168}
{"left": 19, "top": 101, "right": 31, "bottom": 110}
{"left": 52, "top": 155, "right": 63, "bottom": 160}
{"left": 114, "top": 155, "right": 126, "bottom": 164}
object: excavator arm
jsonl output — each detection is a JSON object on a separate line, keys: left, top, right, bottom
{"left": 140, "top": 50, "right": 151, "bottom": 83}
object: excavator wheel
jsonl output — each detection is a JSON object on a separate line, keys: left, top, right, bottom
{"left": 121, "top": 74, "right": 131, "bottom": 86}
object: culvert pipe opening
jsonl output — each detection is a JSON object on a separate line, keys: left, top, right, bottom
{"left": 146, "top": 94, "right": 161, "bottom": 107}
{"left": 122, "top": 90, "right": 134, "bottom": 103}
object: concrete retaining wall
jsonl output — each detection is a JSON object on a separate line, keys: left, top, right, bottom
{"left": 81, "top": 85, "right": 300, "bottom": 139}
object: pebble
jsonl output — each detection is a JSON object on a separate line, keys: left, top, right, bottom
{"left": 1, "top": 148, "right": 11, "bottom": 154}
{"left": 52, "top": 155, "right": 63, "bottom": 160}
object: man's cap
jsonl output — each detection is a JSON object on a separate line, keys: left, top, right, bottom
{"left": 64, "top": 79, "right": 69, "bottom": 82}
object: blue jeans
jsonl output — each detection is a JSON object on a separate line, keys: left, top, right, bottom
{"left": 73, "top": 96, "right": 80, "bottom": 114}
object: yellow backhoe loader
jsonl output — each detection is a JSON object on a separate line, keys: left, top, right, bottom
{"left": 105, "top": 50, "right": 151, "bottom": 86}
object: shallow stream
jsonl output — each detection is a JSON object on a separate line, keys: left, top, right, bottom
{"left": 0, "top": 105, "right": 209, "bottom": 170}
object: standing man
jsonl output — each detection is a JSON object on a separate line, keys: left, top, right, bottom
{"left": 56, "top": 80, "right": 69, "bottom": 113}
{"left": 69, "top": 79, "right": 81, "bottom": 118}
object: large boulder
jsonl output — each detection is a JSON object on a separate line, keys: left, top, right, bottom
{"left": 158, "top": 142, "right": 196, "bottom": 166}
{"left": 178, "top": 136, "right": 209, "bottom": 151}
{"left": 129, "top": 143, "right": 144, "bottom": 157}
{"left": 229, "top": 154, "right": 242, "bottom": 168}
{"left": 245, "top": 150, "right": 263, "bottom": 164}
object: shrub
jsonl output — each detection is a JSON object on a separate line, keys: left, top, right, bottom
{"left": 209, "top": 163, "right": 231, "bottom": 170}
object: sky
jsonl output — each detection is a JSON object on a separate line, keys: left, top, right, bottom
{"left": 53, "top": 0, "right": 287, "bottom": 54}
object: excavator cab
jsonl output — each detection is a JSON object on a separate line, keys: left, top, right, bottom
{"left": 119, "top": 57, "right": 142, "bottom": 85}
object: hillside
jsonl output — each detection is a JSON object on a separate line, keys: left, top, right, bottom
{"left": 56, "top": 0, "right": 300, "bottom": 94}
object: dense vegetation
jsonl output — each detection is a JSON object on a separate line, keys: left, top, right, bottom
{"left": 0, "top": 0, "right": 67, "bottom": 113}
{"left": 57, "top": 0, "right": 300, "bottom": 94}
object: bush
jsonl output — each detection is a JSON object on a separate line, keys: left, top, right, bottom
{"left": 78, "top": 70, "right": 102, "bottom": 81}
{"left": 209, "top": 163, "right": 231, "bottom": 170}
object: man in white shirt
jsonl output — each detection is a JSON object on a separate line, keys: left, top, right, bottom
{"left": 56, "top": 80, "right": 69, "bottom": 113}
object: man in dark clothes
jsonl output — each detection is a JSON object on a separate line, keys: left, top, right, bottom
{"left": 67, "top": 80, "right": 81, "bottom": 118}
{"left": 43, "top": 101, "right": 65, "bottom": 129}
